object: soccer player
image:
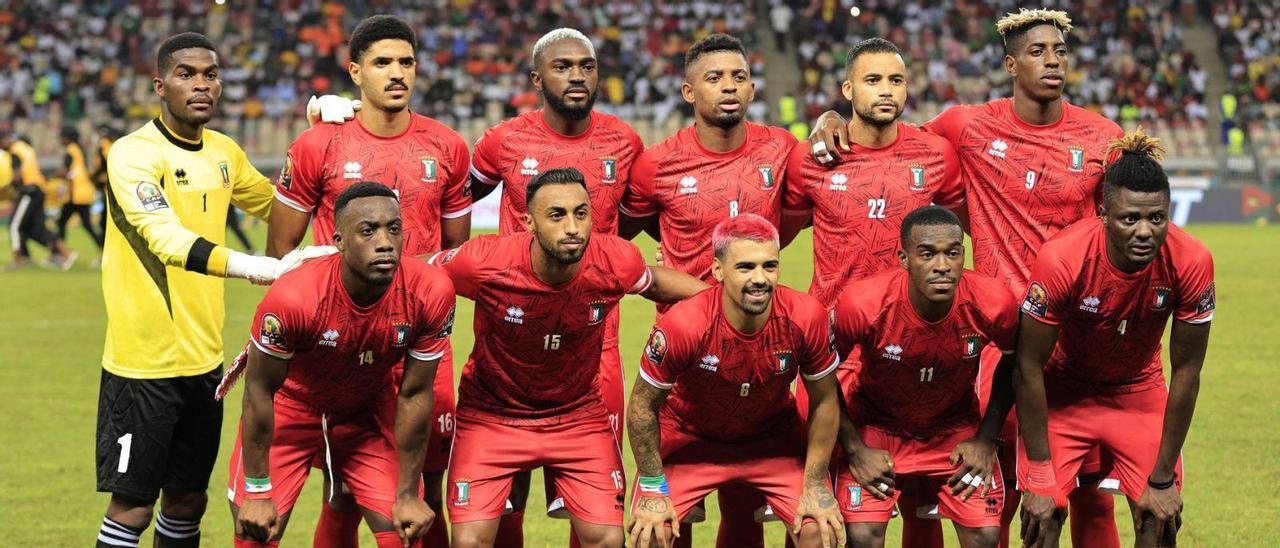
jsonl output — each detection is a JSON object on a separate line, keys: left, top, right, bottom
{"left": 230, "top": 182, "right": 455, "bottom": 548}
{"left": 3, "top": 131, "right": 76, "bottom": 270}
{"left": 627, "top": 214, "right": 845, "bottom": 548}
{"left": 808, "top": 10, "right": 1126, "bottom": 546}
{"left": 92, "top": 125, "right": 124, "bottom": 244}
{"left": 618, "top": 33, "right": 797, "bottom": 546}
{"left": 429, "top": 168, "right": 706, "bottom": 548}
{"left": 265, "top": 15, "right": 472, "bottom": 547}
{"left": 94, "top": 32, "right": 291, "bottom": 548}
{"left": 55, "top": 126, "right": 105, "bottom": 257}
{"left": 1015, "top": 131, "right": 1213, "bottom": 548}
{"left": 831, "top": 206, "right": 1017, "bottom": 548}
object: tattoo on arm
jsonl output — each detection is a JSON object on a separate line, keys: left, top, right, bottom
{"left": 627, "top": 380, "right": 670, "bottom": 478}
{"left": 637, "top": 496, "right": 670, "bottom": 512}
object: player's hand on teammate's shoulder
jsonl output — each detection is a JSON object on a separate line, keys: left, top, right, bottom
{"left": 846, "top": 443, "right": 896, "bottom": 500}
{"left": 807, "top": 110, "right": 850, "bottom": 166}
{"left": 794, "top": 480, "right": 846, "bottom": 548}
{"left": 236, "top": 498, "right": 280, "bottom": 542}
{"left": 946, "top": 436, "right": 998, "bottom": 500}
{"left": 392, "top": 494, "right": 436, "bottom": 545}
{"left": 306, "top": 95, "right": 362, "bottom": 126}
{"left": 628, "top": 493, "right": 680, "bottom": 548}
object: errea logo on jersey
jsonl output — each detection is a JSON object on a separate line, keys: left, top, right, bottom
{"left": 829, "top": 173, "right": 848, "bottom": 191}
{"left": 320, "top": 329, "right": 339, "bottom": 347}
{"left": 699, "top": 355, "right": 720, "bottom": 372}
{"left": 343, "top": 161, "right": 362, "bottom": 179}
{"left": 1079, "top": 295, "right": 1101, "bottom": 313}
{"left": 679, "top": 176, "right": 698, "bottom": 194}
{"left": 987, "top": 140, "right": 1008, "bottom": 159}
{"left": 521, "top": 157, "right": 539, "bottom": 176}
{"left": 504, "top": 306, "right": 525, "bottom": 324}
{"left": 882, "top": 344, "right": 903, "bottom": 361}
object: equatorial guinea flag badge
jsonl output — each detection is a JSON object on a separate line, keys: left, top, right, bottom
{"left": 1068, "top": 145, "right": 1084, "bottom": 172}
{"left": 601, "top": 158, "right": 617, "bottom": 183}
{"left": 421, "top": 157, "right": 438, "bottom": 182}
{"left": 909, "top": 164, "right": 926, "bottom": 191}
{"left": 759, "top": 165, "right": 775, "bottom": 189}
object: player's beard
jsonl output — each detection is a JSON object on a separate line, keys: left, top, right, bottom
{"left": 544, "top": 86, "right": 596, "bottom": 121}
{"left": 537, "top": 233, "right": 588, "bottom": 265}
{"left": 854, "top": 101, "right": 902, "bottom": 128}
{"left": 737, "top": 283, "right": 773, "bottom": 315}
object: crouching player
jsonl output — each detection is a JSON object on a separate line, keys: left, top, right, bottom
{"left": 831, "top": 206, "right": 1019, "bottom": 547}
{"left": 229, "top": 182, "right": 457, "bottom": 547}
{"left": 627, "top": 214, "right": 846, "bottom": 548}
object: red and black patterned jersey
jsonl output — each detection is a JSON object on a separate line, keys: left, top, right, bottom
{"left": 783, "top": 123, "right": 964, "bottom": 305}
{"left": 275, "top": 113, "right": 471, "bottom": 257}
{"left": 620, "top": 122, "right": 797, "bottom": 282}
{"left": 924, "top": 98, "right": 1123, "bottom": 296}
{"left": 429, "top": 233, "right": 653, "bottom": 422}
{"left": 639, "top": 285, "right": 838, "bottom": 442}
{"left": 250, "top": 254, "right": 455, "bottom": 414}
{"left": 469, "top": 110, "right": 644, "bottom": 236}
{"left": 1021, "top": 220, "right": 1215, "bottom": 394}
{"left": 833, "top": 268, "right": 1018, "bottom": 437}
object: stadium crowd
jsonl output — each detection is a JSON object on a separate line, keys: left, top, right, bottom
{"left": 1214, "top": 0, "right": 1280, "bottom": 150}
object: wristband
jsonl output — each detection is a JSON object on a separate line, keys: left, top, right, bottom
{"left": 1147, "top": 474, "right": 1177, "bottom": 490}
{"left": 245, "top": 476, "right": 273, "bottom": 494}
{"left": 1018, "top": 460, "right": 1067, "bottom": 508}
{"left": 637, "top": 474, "right": 669, "bottom": 497}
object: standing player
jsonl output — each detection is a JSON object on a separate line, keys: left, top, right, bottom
{"left": 266, "top": 15, "right": 472, "bottom": 548}
{"left": 467, "top": 28, "right": 644, "bottom": 544}
{"left": 95, "top": 32, "right": 287, "bottom": 548}
{"left": 55, "top": 126, "right": 105, "bottom": 258}
{"left": 1015, "top": 132, "right": 1214, "bottom": 548}
{"left": 808, "top": 10, "right": 1125, "bottom": 546}
{"left": 430, "top": 168, "right": 706, "bottom": 548}
{"left": 3, "top": 131, "right": 77, "bottom": 270}
{"left": 619, "top": 33, "right": 798, "bottom": 546}
{"left": 626, "top": 214, "right": 845, "bottom": 548}
{"left": 831, "top": 206, "right": 1017, "bottom": 548}
{"left": 230, "top": 182, "right": 456, "bottom": 548}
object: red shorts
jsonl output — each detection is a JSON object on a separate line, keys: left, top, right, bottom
{"left": 446, "top": 407, "right": 625, "bottom": 525}
{"left": 642, "top": 418, "right": 813, "bottom": 525}
{"left": 1017, "top": 384, "right": 1182, "bottom": 502}
{"left": 598, "top": 338, "right": 624, "bottom": 445}
{"left": 836, "top": 425, "right": 1004, "bottom": 528}
{"left": 228, "top": 397, "right": 408, "bottom": 519}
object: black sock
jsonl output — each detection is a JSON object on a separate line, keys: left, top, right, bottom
{"left": 154, "top": 512, "right": 201, "bottom": 547}
{"left": 97, "top": 516, "right": 144, "bottom": 548}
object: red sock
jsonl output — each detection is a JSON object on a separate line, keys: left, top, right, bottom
{"left": 1069, "top": 488, "right": 1120, "bottom": 548}
{"left": 492, "top": 510, "right": 525, "bottom": 548}
{"left": 998, "top": 488, "right": 1021, "bottom": 548}
{"left": 715, "top": 486, "right": 765, "bottom": 548}
{"left": 421, "top": 514, "right": 449, "bottom": 548}
{"left": 234, "top": 538, "right": 279, "bottom": 548}
{"left": 899, "top": 488, "right": 944, "bottom": 548}
{"left": 374, "top": 531, "right": 420, "bottom": 548}
{"left": 313, "top": 503, "right": 361, "bottom": 548}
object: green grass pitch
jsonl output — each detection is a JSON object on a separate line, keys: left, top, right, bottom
{"left": 1, "top": 223, "right": 1276, "bottom": 546}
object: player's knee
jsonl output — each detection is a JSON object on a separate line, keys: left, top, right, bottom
{"left": 956, "top": 525, "right": 1000, "bottom": 548}
{"left": 845, "top": 522, "right": 887, "bottom": 548}
{"left": 107, "top": 493, "right": 156, "bottom": 529}
{"left": 450, "top": 522, "right": 499, "bottom": 548}
{"left": 573, "top": 525, "right": 623, "bottom": 548}
{"left": 159, "top": 490, "right": 207, "bottom": 520}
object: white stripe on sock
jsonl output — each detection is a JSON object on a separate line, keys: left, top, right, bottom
{"left": 100, "top": 518, "right": 141, "bottom": 540}
{"left": 96, "top": 532, "right": 139, "bottom": 547}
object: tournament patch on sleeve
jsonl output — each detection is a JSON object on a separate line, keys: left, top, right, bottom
{"left": 136, "top": 181, "right": 169, "bottom": 211}
{"left": 1021, "top": 282, "right": 1049, "bottom": 318}
{"left": 278, "top": 156, "right": 293, "bottom": 190}
{"left": 1196, "top": 282, "right": 1216, "bottom": 316}
{"left": 436, "top": 306, "right": 456, "bottom": 339}
{"left": 259, "top": 313, "right": 287, "bottom": 348}
{"left": 644, "top": 327, "right": 667, "bottom": 365}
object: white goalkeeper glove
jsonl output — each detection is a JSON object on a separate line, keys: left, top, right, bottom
{"left": 225, "top": 251, "right": 279, "bottom": 285}
{"left": 306, "top": 95, "right": 362, "bottom": 126}
{"left": 276, "top": 245, "right": 338, "bottom": 278}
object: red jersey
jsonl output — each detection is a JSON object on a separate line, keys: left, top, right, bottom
{"left": 429, "top": 232, "right": 653, "bottom": 422}
{"left": 620, "top": 122, "right": 797, "bottom": 282}
{"left": 250, "top": 254, "right": 456, "bottom": 414}
{"left": 782, "top": 123, "right": 964, "bottom": 305}
{"left": 833, "top": 268, "right": 1018, "bottom": 437}
{"left": 638, "top": 285, "right": 838, "bottom": 442}
{"left": 275, "top": 113, "right": 471, "bottom": 257}
{"left": 469, "top": 110, "right": 645, "bottom": 235}
{"left": 1021, "top": 220, "right": 1215, "bottom": 394}
{"left": 924, "top": 98, "right": 1123, "bottom": 295}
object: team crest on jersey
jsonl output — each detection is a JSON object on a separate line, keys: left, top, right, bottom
{"left": 847, "top": 486, "right": 862, "bottom": 509}
{"left": 343, "top": 161, "right": 362, "bottom": 179}
{"left": 174, "top": 168, "right": 190, "bottom": 186}
{"left": 1196, "top": 283, "right": 1216, "bottom": 315}
{"left": 279, "top": 156, "right": 293, "bottom": 190}
{"left": 774, "top": 351, "right": 792, "bottom": 374}
{"left": 453, "top": 480, "right": 470, "bottom": 507}
{"left": 909, "top": 164, "right": 926, "bottom": 191}
{"left": 219, "top": 161, "right": 231, "bottom": 188}
{"left": 601, "top": 158, "right": 617, "bottom": 184}
{"left": 1151, "top": 286, "right": 1172, "bottom": 311}
{"left": 1067, "top": 145, "right": 1085, "bottom": 172}
{"left": 587, "top": 301, "right": 607, "bottom": 325}
{"left": 392, "top": 321, "right": 412, "bottom": 347}
{"left": 961, "top": 333, "right": 982, "bottom": 359}
{"left": 1022, "top": 283, "right": 1048, "bottom": 317}
{"left": 645, "top": 328, "right": 668, "bottom": 364}
{"left": 758, "top": 165, "right": 775, "bottom": 189}
{"left": 421, "top": 157, "right": 438, "bottom": 182}
{"left": 260, "top": 313, "right": 286, "bottom": 347}
{"left": 136, "top": 181, "right": 169, "bottom": 211}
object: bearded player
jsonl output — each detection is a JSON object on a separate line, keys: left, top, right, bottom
{"left": 229, "top": 182, "right": 456, "bottom": 548}
{"left": 832, "top": 206, "right": 1018, "bottom": 548}
{"left": 627, "top": 214, "right": 845, "bottom": 548}
{"left": 809, "top": 10, "right": 1125, "bottom": 546}
{"left": 429, "top": 168, "right": 706, "bottom": 547}
{"left": 1015, "top": 131, "right": 1213, "bottom": 548}
{"left": 267, "top": 15, "right": 471, "bottom": 547}
{"left": 618, "top": 33, "right": 798, "bottom": 547}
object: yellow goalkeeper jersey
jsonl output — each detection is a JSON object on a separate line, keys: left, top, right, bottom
{"left": 102, "top": 119, "right": 273, "bottom": 379}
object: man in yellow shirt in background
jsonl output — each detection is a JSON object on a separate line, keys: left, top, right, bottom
{"left": 56, "top": 126, "right": 105, "bottom": 261}
{"left": 3, "top": 131, "right": 76, "bottom": 270}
